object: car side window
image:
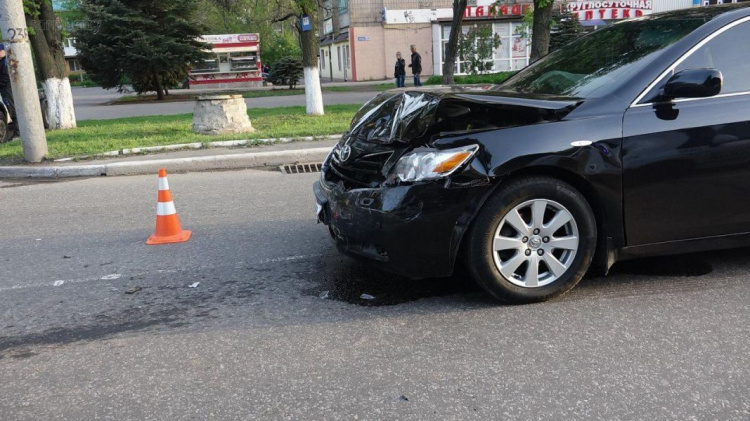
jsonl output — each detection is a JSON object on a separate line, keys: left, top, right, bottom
{"left": 675, "top": 21, "right": 750, "bottom": 95}
{"left": 640, "top": 21, "right": 750, "bottom": 102}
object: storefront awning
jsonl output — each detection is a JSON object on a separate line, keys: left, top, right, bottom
{"left": 212, "top": 46, "right": 259, "bottom": 53}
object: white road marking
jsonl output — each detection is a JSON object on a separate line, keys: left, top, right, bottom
{"left": 101, "top": 274, "right": 122, "bottom": 280}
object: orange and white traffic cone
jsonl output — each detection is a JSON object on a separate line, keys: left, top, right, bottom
{"left": 146, "top": 169, "right": 192, "bottom": 245}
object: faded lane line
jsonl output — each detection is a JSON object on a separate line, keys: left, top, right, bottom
{"left": 0, "top": 254, "right": 324, "bottom": 293}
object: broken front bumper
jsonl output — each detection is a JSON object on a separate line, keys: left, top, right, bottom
{"left": 314, "top": 177, "right": 488, "bottom": 279}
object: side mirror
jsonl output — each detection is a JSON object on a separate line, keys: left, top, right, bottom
{"left": 663, "top": 68, "right": 722, "bottom": 100}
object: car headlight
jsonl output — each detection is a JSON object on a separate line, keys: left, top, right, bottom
{"left": 393, "top": 145, "right": 479, "bottom": 182}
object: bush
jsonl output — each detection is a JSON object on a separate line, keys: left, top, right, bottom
{"left": 424, "top": 72, "right": 516, "bottom": 86}
{"left": 69, "top": 73, "right": 99, "bottom": 88}
{"left": 267, "top": 56, "right": 304, "bottom": 89}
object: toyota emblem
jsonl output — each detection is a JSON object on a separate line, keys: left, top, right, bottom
{"left": 339, "top": 145, "right": 352, "bottom": 162}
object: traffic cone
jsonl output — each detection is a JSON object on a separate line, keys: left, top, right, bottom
{"left": 146, "top": 169, "right": 192, "bottom": 245}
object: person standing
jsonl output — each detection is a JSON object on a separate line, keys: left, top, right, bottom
{"left": 394, "top": 52, "right": 406, "bottom": 88}
{"left": 0, "top": 44, "right": 19, "bottom": 140}
{"left": 408, "top": 45, "right": 422, "bottom": 87}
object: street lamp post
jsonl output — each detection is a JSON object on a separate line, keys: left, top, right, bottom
{"left": 0, "top": 0, "right": 48, "bottom": 162}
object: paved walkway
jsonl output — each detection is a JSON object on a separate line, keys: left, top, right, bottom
{"left": 73, "top": 88, "right": 380, "bottom": 121}
{"left": 73, "top": 79, "right": 395, "bottom": 120}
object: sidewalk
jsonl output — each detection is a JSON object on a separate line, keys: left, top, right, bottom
{"left": 0, "top": 138, "right": 339, "bottom": 179}
{"left": 113, "top": 79, "right": 393, "bottom": 97}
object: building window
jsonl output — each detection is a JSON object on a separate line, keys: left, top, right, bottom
{"left": 337, "top": 46, "right": 342, "bottom": 71}
{"left": 338, "top": 0, "right": 349, "bottom": 13}
{"left": 440, "top": 22, "right": 530, "bottom": 75}
{"left": 320, "top": 49, "right": 326, "bottom": 69}
{"left": 344, "top": 45, "right": 350, "bottom": 68}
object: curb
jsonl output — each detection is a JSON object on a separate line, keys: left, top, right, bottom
{"left": 53, "top": 134, "right": 344, "bottom": 162}
{"left": 0, "top": 147, "right": 333, "bottom": 179}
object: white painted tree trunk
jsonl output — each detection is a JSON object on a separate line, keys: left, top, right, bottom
{"left": 43, "top": 77, "right": 77, "bottom": 129}
{"left": 303, "top": 67, "right": 324, "bottom": 116}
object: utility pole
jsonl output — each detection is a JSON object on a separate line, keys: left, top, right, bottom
{"left": 0, "top": 0, "right": 48, "bottom": 162}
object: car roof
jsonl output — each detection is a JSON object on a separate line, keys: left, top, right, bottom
{"left": 572, "top": 3, "right": 750, "bottom": 114}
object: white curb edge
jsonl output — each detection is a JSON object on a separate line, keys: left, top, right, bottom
{"left": 53, "top": 134, "right": 343, "bottom": 162}
{"left": 0, "top": 147, "right": 334, "bottom": 179}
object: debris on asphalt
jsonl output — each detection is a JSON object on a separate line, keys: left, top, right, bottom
{"left": 360, "top": 293, "right": 376, "bottom": 300}
{"left": 35, "top": 238, "right": 42, "bottom": 241}
{"left": 101, "top": 274, "right": 122, "bottom": 280}
{"left": 189, "top": 282, "right": 200, "bottom": 288}
{"left": 125, "top": 286, "right": 142, "bottom": 295}
{"left": 400, "top": 395, "right": 409, "bottom": 402}
{"left": 63, "top": 255, "right": 72, "bottom": 259}
{"left": 319, "top": 291, "right": 330, "bottom": 299}
{"left": 53, "top": 280, "right": 64, "bottom": 287}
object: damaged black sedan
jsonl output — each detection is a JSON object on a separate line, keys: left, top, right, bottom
{"left": 314, "top": 4, "right": 750, "bottom": 303}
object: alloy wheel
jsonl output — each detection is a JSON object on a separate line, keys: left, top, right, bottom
{"left": 491, "top": 199, "right": 579, "bottom": 288}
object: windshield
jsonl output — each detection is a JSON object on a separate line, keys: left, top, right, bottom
{"left": 499, "top": 14, "right": 714, "bottom": 98}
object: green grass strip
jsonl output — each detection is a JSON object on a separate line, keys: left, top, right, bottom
{"left": 0, "top": 104, "right": 363, "bottom": 161}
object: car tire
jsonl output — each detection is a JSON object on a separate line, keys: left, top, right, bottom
{"left": 465, "top": 176, "right": 597, "bottom": 304}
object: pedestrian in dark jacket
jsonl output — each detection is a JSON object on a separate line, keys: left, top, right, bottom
{"left": 0, "top": 44, "right": 19, "bottom": 140}
{"left": 408, "top": 44, "right": 422, "bottom": 86}
{"left": 394, "top": 51, "right": 406, "bottom": 88}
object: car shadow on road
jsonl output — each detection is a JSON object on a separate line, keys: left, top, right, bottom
{"left": 0, "top": 247, "right": 742, "bottom": 359}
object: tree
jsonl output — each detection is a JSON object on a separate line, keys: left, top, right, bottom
{"left": 24, "top": 0, "right": 77, "bottom": 129}
{"left": 530, "top": 0, "right": 555, "bottom": 62}
{"left": 442, "top": 0, "right": 468, "bottom": 85}
{"left": 73, "top": 0, "right": 209, "bottom": 100}
{"left": 549, "top": 9, "right": 585, "bottom": 52}
{"left": 267, "top": 56, "right": 303, "bottom": 89}
{"left": 272, "top": 0, "right": 323, "bottom": 115}
{"left": 457, "top": 23, "right": 501, "bottom": 76}
{"left": 296, "top": 0, "right": 323, "bottom": 115}
{"left": 262, "top": 31, "right": 301, "bottom": 68}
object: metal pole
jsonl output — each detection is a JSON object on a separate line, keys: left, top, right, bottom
{"left": 0, "top": 0, "right": 48, "bottom": 162}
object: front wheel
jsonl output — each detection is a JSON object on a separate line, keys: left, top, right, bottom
{"left": 465, "top": 176, "right": 597, "bottom": 304}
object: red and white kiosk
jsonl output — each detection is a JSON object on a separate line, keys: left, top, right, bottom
{"left": 189, "top": 34, "right": 263, "bottom": 89}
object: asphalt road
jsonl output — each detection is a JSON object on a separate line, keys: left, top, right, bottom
{"left": 73, "top": 87, "right": 377, "bottom": 120}
{"left": 1, "top": 170, "right": 749, "bottom": 420}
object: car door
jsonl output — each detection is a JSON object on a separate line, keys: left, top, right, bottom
{"left": 622, "top": 18, "right": 750, "bottom": 246}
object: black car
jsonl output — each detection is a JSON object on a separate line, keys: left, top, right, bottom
{"left": 314, "top": 4, "right": 750, "bottom": 304}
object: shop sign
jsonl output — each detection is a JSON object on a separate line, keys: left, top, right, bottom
{"left": 357, "top": 36, "right": 370, "bottom": 41}
{"left": 384, "top": 3, "right": 532, "bottom": 25}
{"left": 464, "top": 3, "right": 533, "bottom": 18}
{"left": 201, "top": 34, "right": 259, "bottom": 44}
{"left": 567, "top": 0, "right": 653, "bottom": 20}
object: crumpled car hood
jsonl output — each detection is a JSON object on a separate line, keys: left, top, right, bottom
{"left": 348, "top": 87, "right": 582, "bottom": 146}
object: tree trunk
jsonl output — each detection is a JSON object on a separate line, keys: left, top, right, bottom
{"left": 530, "top": 0, "right": 554, "bottom": 63}
{"left": 299, "top": 0, "right": 324, "bottom": 115}
{"left": 442, "top": 0, "right": 467, "bottom": 85}
{"left": 153, "top": 70, "right": 165, "bottom": 100}
{"left": 26, "top": 0, "right": 77, "bottom": 129}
